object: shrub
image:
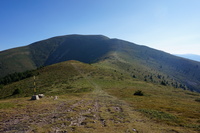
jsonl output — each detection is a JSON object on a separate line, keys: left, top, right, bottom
{"left": 161, "top": 81, "right": 166, "bottom": 86}
{"left": 132, "top": 75, "right": 136, "bottom": 78}
{"left": 134, "top": 90, "right": 144, "bottom": 96}
{"left": 195, "top": 98, "right": 200, "bottom": 102}
{"left": 0, "top": 70, "right": 37, "bottom": 85}
{"left": 0, "top": 84, "right": 3, "bottom": 89}
{"left": 12, "top": 88, "right": 21, "bottom": 95}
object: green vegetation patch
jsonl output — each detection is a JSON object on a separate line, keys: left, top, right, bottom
{"left": 0, "top": 70, "right": 37, "bottom": 85}
{"left": 74, "top": 87, "right": 93, "bottom": 93}
{"left": 139, "top": 109, "right": 177, "bottom": 121}
{"left": 12, "top": 88, "right": 22, "bottom": 95}
{"left": 0, "top": 102, "right": 15, "bottom": 109}
{"left": 185, "top": 124, "right": 200, "bottom": 131}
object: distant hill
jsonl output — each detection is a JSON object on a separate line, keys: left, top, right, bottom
{"left": 175, "top": 54, "right": 200, "bottom": 62}
{"left": 0, "top": 34, "right": 200, "bottom": 92}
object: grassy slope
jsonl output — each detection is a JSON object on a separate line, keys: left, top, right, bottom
{"left": 44, "top": 35, "right": 111, "bottom": 65}
{"left": 0, "top": 35, "right": 111, "bottom": 78}
{"left": 0, "top": 46, "right": 36, "bottom": 78}
{"left": 0, "top": 60, "right": 199, "bottom": 132}
{"left": 101, "top": 39, "right": 200, "bottom": 92}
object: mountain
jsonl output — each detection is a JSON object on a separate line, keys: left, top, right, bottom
{"left": 175, "top": 54, "right": 200, "bottom": 62}
{"left": 0, "top": 35, "right": 111, "bottom": 77}
{"left": 0, "top": 34, "right": 200, "bottom": 92}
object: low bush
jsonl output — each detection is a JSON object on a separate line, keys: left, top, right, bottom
{"left": 0, "top": 84, "right": 3, "bottom": 89}
{"left": 195, "top": 98, "right": 200, "bottom": 102}
{"left": 133, "top": 90, "right": 144, "bottom": 96}
{"left": 12, "top": 88, "right": 22, "bottom": 95}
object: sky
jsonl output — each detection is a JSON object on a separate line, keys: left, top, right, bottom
{"left": 0, "top": 0, "right": 200, "bottom": 55}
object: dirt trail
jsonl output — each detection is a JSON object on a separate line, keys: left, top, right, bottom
{"left": 70, "top": 63, "right": 138, "bottom": 132}
{"left": 69, "top": 63, "right": 185, "bottom": 133}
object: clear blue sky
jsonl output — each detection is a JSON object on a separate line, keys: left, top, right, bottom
{"left": 0, "top": 0, "right": 200, "bottom": 55}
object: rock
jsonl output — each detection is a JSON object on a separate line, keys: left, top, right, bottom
{"left": 132, "top": 128, "right": 137, "bottom": 132}
{"left": 31, "top": 95, "right": 40, "bottom": 100}
{"left": 38, "top": 94, "right": 44, "bottom": 98}
{"left": 80, "top": 122, "right": 87, "bottom": 125}
{"left": 54, "top": 96, "right": 58, "bottom": 100}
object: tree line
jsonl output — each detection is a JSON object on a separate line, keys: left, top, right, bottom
{"left": 0, "top": 70, "right": 38, "bottom": 85}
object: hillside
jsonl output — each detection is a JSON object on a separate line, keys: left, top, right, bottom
{"left": 0, "top": 35, "right": 111, "bottom": 77}
{"left": 0, "top": 46, "right": 36, "bottom": 77}
{"left": 95, "top": 39, "right": 200, "bottom": 92}
{"left": 0, "top": 34, "right": 200, "bottom": 92}
{"left": 0, "top": 61, "right": 200, "bottom": 132}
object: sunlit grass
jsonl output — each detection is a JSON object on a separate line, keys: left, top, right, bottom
{"left": 105, "top": 83, "right": 200, "bottom": 131}
{"left": 0, "top": 61, "right": 200, "bottom": 132}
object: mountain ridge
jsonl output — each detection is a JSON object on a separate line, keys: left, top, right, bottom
{"left": 0, "top": 34, "right": 200, "bottom": 92}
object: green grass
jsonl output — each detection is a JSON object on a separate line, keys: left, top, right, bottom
{"left": 0, "top": 46, "right": 36, "bottom": 78}
{"left": 106, "top": 84, "right": 200, "bottom": 131}
{"left": 0, "top": 102, "right": 15, "bottom": 109}
{"left": 139, "top": 109, "right": 178, "bottom": 122}
{"left": 0, "top": 60, "right": 200, "bottom": 132}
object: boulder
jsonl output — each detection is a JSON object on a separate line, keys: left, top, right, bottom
{"left": 54, "top": 96, "right": 58, "bottom": 100}
{"left": 31, "top": 95, "right": 40, "bottom": 100}
{"left": 38, "top": 94, "right": 45, "bottom": 98}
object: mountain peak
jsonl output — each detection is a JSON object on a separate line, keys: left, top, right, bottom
{"left": 0, "top": 34, "right": 200, "bottom": 92}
